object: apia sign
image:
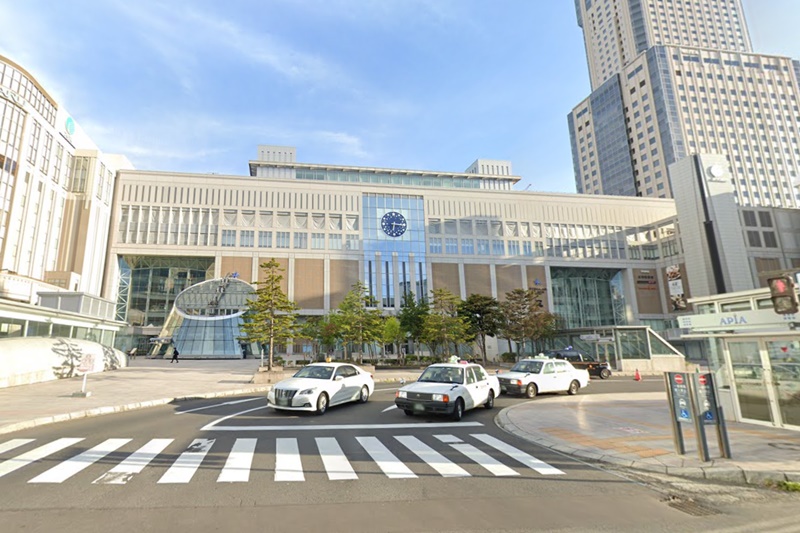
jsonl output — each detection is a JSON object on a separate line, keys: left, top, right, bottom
{"left": 719, "top": 314, "right": 747, "bottom": 326}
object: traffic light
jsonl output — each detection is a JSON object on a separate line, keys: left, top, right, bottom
{"left": 767, "top": 276, "right": 799, "bottom": 315}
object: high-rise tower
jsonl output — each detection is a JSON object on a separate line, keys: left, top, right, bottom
{"left": 568, "top": 0, "right": 800, "bottom": 209}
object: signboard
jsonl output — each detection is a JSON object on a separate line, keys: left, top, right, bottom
{"left": 692, "top": 373, "right": 718, "bottom": 425}
{"left": 666, "top": 265, "right": 687, "bottom": 311}
{"left": 77, "top": 354, "right": 96, "bottom": 375}
{"left": 668, "top": 372, "right": 692, "bottom": 424}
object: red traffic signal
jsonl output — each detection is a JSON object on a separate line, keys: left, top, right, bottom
{"left": 767, "top": 276, "right": 798, "bottom": 315}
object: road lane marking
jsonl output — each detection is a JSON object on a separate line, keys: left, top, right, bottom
{"left": 381, "top": 405, "right": 398, "bottom": 412}
{"left": 217, "top": 438, "right": 257, "bottom": 483}
{"left": 177, "top": 397, "right": 265, "bottom": 415}
{"left": 435, "top": 435, "right": 518, "bottom": 477}
{"left": 0, "top": 438, "right": 84, "bottom": 479}
{"left": 158, "top": 439, "right": 215, "bottom": 484}
{"left": 471, "top": 434, "right": 564, "bottom": 475}
{"left": 93, "top": 439, "right": 174, "bottom": 484}
{"left": 316, "top": 437, "right": 357, "bottom": 480}
{"left": 29, "top": 439, "right": 131, "bottom": 483}
{"left": 275, "top": 438, "right": 304, "bottom": 481}
{"left": 395, "top": 435, "right": 470, "bottom": 477}
{"left": 356, "top": 436, "right": 416, "bottom": 479}
{"left": 203, "top": 419, "right": 483, "bottom": 431}
{"left": 0, "top": 439, "right": 35, "bottom": 455}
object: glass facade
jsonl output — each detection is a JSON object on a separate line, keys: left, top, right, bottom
{"left": 119, "top": 256, "right": 214, "bottom": 328}
{"left": 362, "top": 194, "right": 427, "bottom": 306}
{"left": 550, "top": 267, "right": 627, "bottom": 329}
{"left": 294, "top": 168, "right": 513, "bottom": 190}
{"left": 590, "top": 76, "right": 636, "bottom": 196}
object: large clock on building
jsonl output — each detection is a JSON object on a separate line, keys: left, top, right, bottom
{"left": 381, "top": 211, "right": 407, "bottom": 237}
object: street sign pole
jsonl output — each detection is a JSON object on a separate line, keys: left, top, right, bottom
{"left": 687, "top": 377, "right": 711, "bottom": 462}
{"left": 664, "top": 373, "right": 686, "bottom": 455}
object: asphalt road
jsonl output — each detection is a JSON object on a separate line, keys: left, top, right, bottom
{"left": 1, "top": 378, "right": 797, "bottom": 533}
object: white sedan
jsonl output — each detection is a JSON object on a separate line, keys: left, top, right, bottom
{"left": 394, "top": 362, "right": 501, "bottom": 421}
{"left": 497, "top": 358, "right": 590, "bottom": 398}
{"left": 267, "top": 362, "right": 374, "bottom": 415}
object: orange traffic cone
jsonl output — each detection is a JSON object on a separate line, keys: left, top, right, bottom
{"left": 634, "top": 369, "right": 641, "bottom": 381}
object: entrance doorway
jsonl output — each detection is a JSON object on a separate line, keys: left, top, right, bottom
{"left": 726, "top": 339, "right": 800, "bottom": 429}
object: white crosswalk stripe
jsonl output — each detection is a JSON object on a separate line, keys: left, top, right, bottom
{"left": 29, "top": 439, "right": 131, "bottom": 484}
{"left": 0, "top": 438, "right": 84, "bottom": 479}
{"left": 158, "top": 439, "right": 215, "bottom": 484}
{"left": 395, "top": 435, "right": 470, "bottom": 477}
{"left": 275, "top": 438, "right": 304, "bottom": 481}
{"left": 316, "top": 437, "right": 357, "bottom": 481}
{"left": 434, "top": 434, "right": 519, "bottom": 477}
{"left": 218, "top": 438, "right": 257, "bottom": 483}
{"left": 0, "top": 433, "right": 565, "bottom": 484}
{"left": 93, "top": 438, "right": 174, "bottom": 485}
{"left": 471, "top": 433, "right": 565, "bottom": 475}
{"left": 356, "top": 436, "right": 416, "bottom": 479}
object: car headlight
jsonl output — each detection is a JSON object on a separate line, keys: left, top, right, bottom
{"left": 298, "top": 388, "right": 316, "bottom": 395}
{"left": 431, "top": 394, "right": 450, "bottom": 402}
{"left": 512, "top": 380, "right": 522, "bottom": 386}
{"left": 396, "top": 390, "right": 407, "bottom": 399}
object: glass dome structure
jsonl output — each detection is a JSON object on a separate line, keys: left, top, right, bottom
{"left": 158, "top": 275, "right": 255, "bottom": 358}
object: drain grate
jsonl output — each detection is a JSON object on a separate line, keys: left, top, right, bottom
{"left": 664, "top": 496, "right": 720, "bottom": 517}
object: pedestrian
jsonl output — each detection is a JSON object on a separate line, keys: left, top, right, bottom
{"left": 171, "top": 347, "right": 180, "bottom": 363}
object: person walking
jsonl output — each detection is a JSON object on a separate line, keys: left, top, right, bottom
{"left": 170, "top": 346, "right": 180, "bottom": 363}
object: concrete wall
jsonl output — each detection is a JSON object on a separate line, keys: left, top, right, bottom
{"left": 0, "top": 337, "right": 127, "bottom": 389}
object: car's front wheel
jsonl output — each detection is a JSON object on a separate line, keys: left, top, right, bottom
{"left": 358, "top": 385, "right": 370, "bottom": 403}
{"left": 484, "top": 390, "right": 495, "bottom": 409}
{"left": 451, "top": 398, "right": 465, "bottom": 421}
{"left": 567, "top": 380, "right": 580, "bottom": 395}
{"left": 525, "top": 383, "right": 538, "bottom": 399}
{"left": 599, "top": 368, "right": 611, "bottom": 379}
{"left": 315, "top": 392, "right": 329, "bottom": 415}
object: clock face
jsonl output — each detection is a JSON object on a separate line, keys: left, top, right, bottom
{"left": 380, "top": 211, "right": 407, "bottom": 237}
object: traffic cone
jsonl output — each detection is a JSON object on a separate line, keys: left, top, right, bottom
{"left": 634, "top": 369, "right": 641, "bottom": 381}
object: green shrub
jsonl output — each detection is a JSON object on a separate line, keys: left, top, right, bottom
{"left": 500, "top": 352, "right": 517, "bottom": 363}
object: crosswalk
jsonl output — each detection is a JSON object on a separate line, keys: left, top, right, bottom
{"left": 0, "top": 433, "right": 565, "bottom": 485}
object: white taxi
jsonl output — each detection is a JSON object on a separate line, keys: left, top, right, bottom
{"left": 268, "top": 362, "right": 374, "bottom": 415}
{"left": 497, "top": 358, "right": 589, "bottom": 398}
{"left": 394, "top": 362, "right": 500, "bottom": 421}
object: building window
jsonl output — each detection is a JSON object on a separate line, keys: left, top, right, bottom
{"left": 429, "top": 237, "right": 442, "bottom": 254}
{"left": 445, "top": 238, "right": 458, "bottom": 254}
{"left": 747, "top": 230, "right": 761, "bottom": 247}
{"left": 240, "top": 230, "right": 254, "bottom": 247}
{"left": 258, "top": 231, "right": 272, "bottom": 248}
{"left": 763, "top": 231, "right": 778, "bottom": 248}
{"left": 492, "top": 240, "right": 505, "bottom": 256}
{"left": 523, "top": 242, "right": 532, "bottom": 256}
{"left": 345, "top": 235, "right": 359, "bottom": 250}
{"left": 221, "top": 229, "right": 236, "bottom": 247}
{"left": 311, "top": 233, "right": 325, "bottom": 249}
{"left": 294, "top": 233, "right": 308, "bottom": 249}
{"left": 508, "top": 241, "right": 520, "bottom": 256}
{"left": 461, "top": 239, "right": 474, "bottom": 255}
{"left": 329, "top": 234, "right": 342, "bottom": 250}
{"left": 477, "top": 239, "right": 490, "bottom": 255}
{"left": 276, "top": 231, "right": 290, "bottom": 248}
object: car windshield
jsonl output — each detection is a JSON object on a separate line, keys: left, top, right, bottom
{"left": 293, "top": 365, "right": 334, "bottom": 380}
{"left": 510, "top": 361, "right": 544, "bottom": 374}
{"left": 418, "top": 367, "right": 464, "bottom": 384}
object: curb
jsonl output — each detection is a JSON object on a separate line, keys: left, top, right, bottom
{"left": 494, "top": 404, "right": 794, "bottom": 488}
{"left": 0, "top": 385, "right": 273, "bottom": 436}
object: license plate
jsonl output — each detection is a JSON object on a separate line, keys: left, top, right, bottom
{"left": 413, "top": 403, "right": 425, "bottom": 411}
{"left": 277, "top": 399, "right": 289, "bottom": 407}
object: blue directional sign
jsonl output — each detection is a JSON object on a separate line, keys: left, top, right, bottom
{"left": 668, "top": 373, "right": 692, "bottom": 424}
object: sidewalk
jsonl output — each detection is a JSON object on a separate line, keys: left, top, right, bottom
{"left": 498, "top": 391, "right": 800, "bottom": 486}
{"left": 0, "top": 359, "right": 421, "bottom": 436}
{"left": 1, "top": 360, "right": 798, "bottom": 488}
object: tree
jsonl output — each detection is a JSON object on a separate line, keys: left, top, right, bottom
{"left": 333, "top": 281, "right": 384, "bottom": 364}
{"left": 499, "top": 287, "right": 550, "bottom": 358}
{"left": 527, "top": 310, "right": 560, "bottom": 354}
{"left": 297, "top": 316, "right": 325, "bottom": 363}
{"left": 398, "top": 291, "right": 429, "bottom": 359}
{"left": 382, "top": 316, "right": 406, "bottom": 364}
{"left": 239, "top": 259, "right": 298, "bottom": 370}
{"left": 459, "top": 294, "right": 502, "bottom": 365}
{"left": 421, "top": 288, "right": 469, "bottom": 360}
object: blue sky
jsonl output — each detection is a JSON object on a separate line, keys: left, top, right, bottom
{"left": 0, "top": 0, "right": 798, "bottom": 193}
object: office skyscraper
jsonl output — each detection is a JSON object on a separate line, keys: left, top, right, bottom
{"left": 568, "top": 0, "right": 800, "bottom": 209}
